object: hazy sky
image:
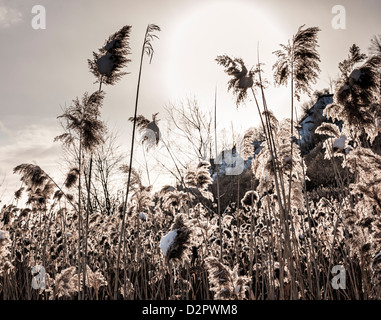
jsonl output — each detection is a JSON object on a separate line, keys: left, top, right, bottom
{"left": 0, "top": 0, "right": 380, "bottom": 202}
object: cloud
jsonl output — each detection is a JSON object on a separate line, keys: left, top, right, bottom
{"left": 0, "top": 119, "right": 13, "bottom": 138}
{"left": 0, "top": 123, "right": 63, "bottom": 203}
{"left": 0, "top": 5, "right": 22, "bottom": 28}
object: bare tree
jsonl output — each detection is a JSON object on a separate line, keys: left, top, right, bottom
{"left": 90, "top": 131, "right": 125, "bottom": 216}
{"left": 164, "top": 97, "right": 214, "bottom": 165}
{"left": 369, "top": 35, "right": 381, "bottom": 57}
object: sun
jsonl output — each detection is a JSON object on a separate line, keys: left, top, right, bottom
{"left": 166, "top": 0, "right": 290, "bottom": 131}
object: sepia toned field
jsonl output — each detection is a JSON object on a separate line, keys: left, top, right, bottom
{"left": 1, "top": 2, "right": 381, "bottom": 301}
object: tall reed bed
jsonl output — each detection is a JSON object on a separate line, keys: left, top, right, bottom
{"left": 0, "top": 25, "right": 381, "bottom": 300}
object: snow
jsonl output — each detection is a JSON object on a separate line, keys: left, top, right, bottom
{"left": 0, "top": 230, "right": 7, "bottom": 240}
{"left": 350, "top": 69, "right": 362, "bottom": 82}
{"left": 234, "top": 285, "right": 241, "bottom": 294}
{"left": 147, "top": 121, "right": 159, "bottom": 134}
{"left": 160, "top": 230, "right": 178, "bottom": 255}
{"left": 298, "top": 95, "right": 334, "bottom": 146}
{"left": 145, "top": 121, "right": 160, "bottom": 144}
{"left": 97, "top": 53, "right": 114, "bottom": 76}
{"left": 139, "top": 212, "right": 147, "bottom": 221}
{"left": 301, "top": 118, "right": 316, "bottom": 134}
{"left": 333, "top": 135, "right": 346, "bottom": 150}
{"left": 374, "top": 252, "right": 381, "bottom": 262}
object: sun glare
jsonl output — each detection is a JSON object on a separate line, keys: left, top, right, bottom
{"left": 167, "top": 1, "right": 289, "bottom": 130}
{"left": 3, "top": 0, "right": 381, "bottom": 304}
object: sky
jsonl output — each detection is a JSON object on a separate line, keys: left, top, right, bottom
{"left": 0, "top": 0, "right": 380, "bottom": 202}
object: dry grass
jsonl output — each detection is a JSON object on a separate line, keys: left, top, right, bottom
{"left": 1, "top": 25, "right": 381, "bottom": 301}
